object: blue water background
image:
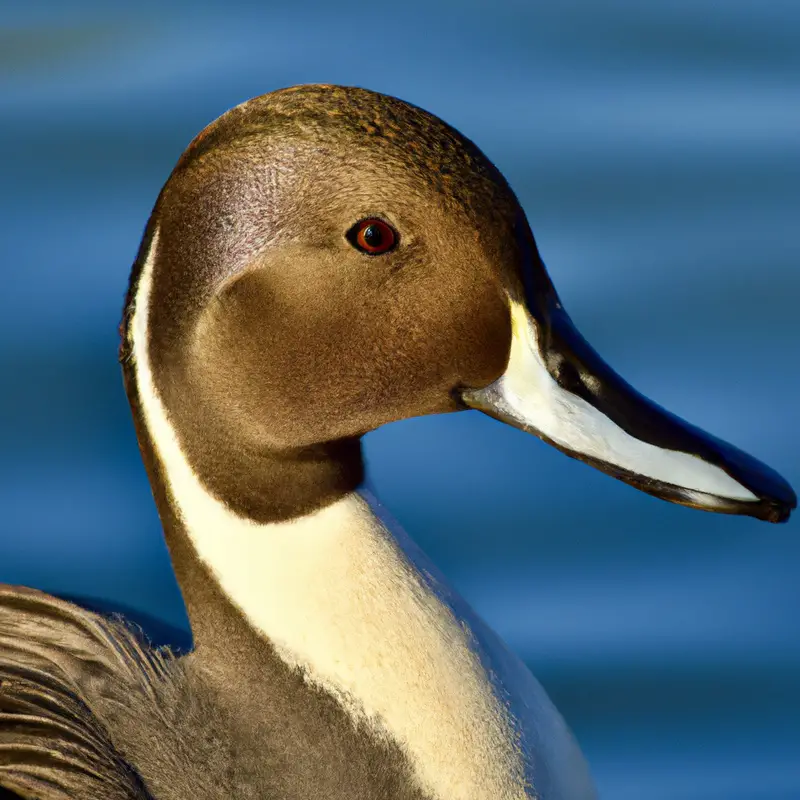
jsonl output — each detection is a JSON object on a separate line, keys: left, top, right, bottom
{"left": 1, "top": 2, "right": 799, "bottom": 797}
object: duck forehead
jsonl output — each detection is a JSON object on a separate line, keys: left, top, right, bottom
{"left": 175, "top": 84, "right": 518, "bottom": 219}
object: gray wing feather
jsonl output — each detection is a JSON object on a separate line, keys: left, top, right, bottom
{"left": 0, "top": 585, "right": 163, "bottom": 799}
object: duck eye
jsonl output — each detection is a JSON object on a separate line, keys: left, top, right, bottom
{"left": 346, "top": 218, "right": 398, "bottom": 255}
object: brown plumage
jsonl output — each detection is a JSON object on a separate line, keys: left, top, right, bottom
{"left": 0, "top": 587, "right": 160, "bottom": 799}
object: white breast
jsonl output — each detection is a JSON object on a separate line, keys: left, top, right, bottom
{"left": 131, "top": 229, "right": 596, "bottom": 800}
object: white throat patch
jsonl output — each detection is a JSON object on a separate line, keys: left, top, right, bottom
{"left": 129, "top": 229, "right": 596, "bottom": 800}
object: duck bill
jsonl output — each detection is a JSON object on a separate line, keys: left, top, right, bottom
{"left": 461, "top": 237, "right": 796, "bottom": 524}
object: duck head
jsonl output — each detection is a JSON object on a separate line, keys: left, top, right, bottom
{"left": 122, "top": 84, "right": 795, "bottom": 525}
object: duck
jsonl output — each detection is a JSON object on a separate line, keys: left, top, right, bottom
{"left": 0, "top": 84, "right": 795, "bottom": 800}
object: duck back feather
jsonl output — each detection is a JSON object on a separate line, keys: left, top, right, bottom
{"left": 0, "top": 585, "right": 166, "bottom": 799}
{"left": 0, "top": 586, "right": 437, "bottom": 800}
{"left": 0, "top": 587, "right": 253, "bottom": 800}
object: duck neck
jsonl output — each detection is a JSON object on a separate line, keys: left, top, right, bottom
{"left": 124, "top": 353, "right": 535, "bottom": 799}
{"left": 123, "top": 359, "right": 371, "bottom": 653}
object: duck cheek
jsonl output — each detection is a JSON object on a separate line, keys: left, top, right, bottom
{"left": 443, "top": 283, "right": 513, "bottom": 394}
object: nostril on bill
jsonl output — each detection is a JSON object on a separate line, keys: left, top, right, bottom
{"left": 553, "top": 358, "right": 585, "bottom": 396}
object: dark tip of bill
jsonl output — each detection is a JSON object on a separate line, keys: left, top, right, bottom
{"left": 752, "top": 478, "right": 796, "bottom": 523}
{"left": 766, "top": 498, "right": 796, "bottom": 524}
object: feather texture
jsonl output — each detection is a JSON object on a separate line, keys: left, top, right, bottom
{"left": 0, "top": 585, "right": 162, "bottom": 800}
{"left": 0, "top": 585, "right": 431, "bottom": 800}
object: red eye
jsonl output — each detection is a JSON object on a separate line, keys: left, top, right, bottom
{"left": 346, "top": 218, "right": 398, "bottom": 255}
